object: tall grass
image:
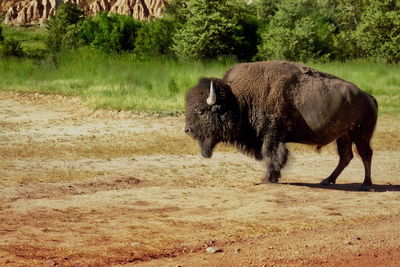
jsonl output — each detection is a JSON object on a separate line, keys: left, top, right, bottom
{"left": 0, "top": 48, "right": 233, "bottom": 113}
{"left": 0, "top": 48, "right": 399, "bottom": 115}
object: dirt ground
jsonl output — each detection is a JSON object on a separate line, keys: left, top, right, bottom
{"left": 0, "top": 91, "right": 400, "bottom": 266}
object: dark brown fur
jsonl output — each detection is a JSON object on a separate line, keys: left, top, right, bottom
{"left": 185, "top": 61, "right": 378, "bottom": 188}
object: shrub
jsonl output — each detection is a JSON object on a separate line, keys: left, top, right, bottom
{"left": 134, "top": 18, "right": 176, "bottom": 57}
{"left": 46, "top": 3, "right": 84, "bottom": 51}
{"left": 80, "top": 13, "right": 142, "bottom": 52}
{"left": 256, "top": 0, "right": 337, "bottom": 62}
{"left": 1, "top": 38, "right": 25, "bottom": 58}
{"left": 231, "top": 13, "right": 260, "bottom": 61}
{"left": 164, "top": 0, "right": 189, "bottom": 25}
{"left": 255, "top": 0, "right": 280, "bottom": 23}
{"left": 327, "top": 0, "right": 372, "bottom": 61}
{"left": 171, "top": 0, "right": 258, "bottom": 61}
{"left": 354, "top": 0, "right": 400, "bottom": 63}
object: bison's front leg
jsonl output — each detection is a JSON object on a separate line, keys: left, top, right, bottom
{"left": 260, "top": 139, "right": 288, "bottom": 184}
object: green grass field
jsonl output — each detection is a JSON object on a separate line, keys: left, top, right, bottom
{"left": 0, "top": 48, "right": 235, "bottom": 113}
{"left": 0, "top": 25, "right": 399, "bottom": 115}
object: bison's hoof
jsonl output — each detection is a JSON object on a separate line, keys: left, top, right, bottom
{"left": 269, "top": 177, "right": 279, "bottom": 183}
{"left": 320, "top": 178, "right": 334, "bottom": 186}
{"left": 360, "top": 183, "right": 373, "bottom": 191}
{"left": 320, "top": 179, "right": 329, "bottom": 186}
{"left": 254, "top": 178, "right": 277, "bottom": 185}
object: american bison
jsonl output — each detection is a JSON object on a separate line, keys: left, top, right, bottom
{"left": 185, "top": 61, "right": 378, "bottom": 189}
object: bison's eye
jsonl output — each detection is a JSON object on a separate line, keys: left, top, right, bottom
{"left": 196, "top": 108, "right": 206, "bottom": 115}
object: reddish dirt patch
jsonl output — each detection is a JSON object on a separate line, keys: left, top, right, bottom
{"left": 0, "top": 91, "right": 399, "bottom": 266}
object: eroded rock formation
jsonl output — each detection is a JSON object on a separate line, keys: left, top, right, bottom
{"left": 1, "top": 0, "right": 167, "bottom": 25}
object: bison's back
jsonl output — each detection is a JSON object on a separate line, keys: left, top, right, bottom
{"left": 292, "top": 66, "right": 378, "bottom": 144}
{"left": 223, "top": 61, "right": 303, "bottom": 113}
{"left": 223, "top": 60, "right": 377, "bottom": 145}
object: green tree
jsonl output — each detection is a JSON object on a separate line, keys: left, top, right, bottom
{"left": 256, "top": 0, "right": 337, "bottom": 62}
{"left": 231, "top": 13, "right": 259, "bottom": 61}
{"left": 80, "top": 13, "right": 142, "bottom": 52}
{"left": 46, "top": 2, "right": 84, "bottom": 51}
{"left": 256, "top": 0, "right": 280, "bottom": 23}
{"left": 333, "top": 0, "right": 368, "bottom": 31}
{"left": 134, "top": 18, "right": 176, "bottom": 57}
{"left": 355, "top": 0, "right": 400, "bottom": 63}
{"left": 172, "top": 0, "right": 258, "bottom": 60}
{"left": 164, "top": 0, "right": 189, "bottom": 25}
{"left": 329, "top": 0, "right": 369, "bottom": 60}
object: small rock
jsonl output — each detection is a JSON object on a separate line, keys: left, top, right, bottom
{"left": 206, "top": 246, "right": 223, "bottom": 253}
{"left": 235, "top": 248, "right": 241, "bottom": 253}
{"left": 130, "top": 242, "right": 141, "bottom": 247}
{"left": 44, "top": 259, "right": 57, "bottom": 266}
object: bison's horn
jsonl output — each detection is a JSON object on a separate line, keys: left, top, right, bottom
{"left": 207, "top": 81, "right": 217, "bottom": 106}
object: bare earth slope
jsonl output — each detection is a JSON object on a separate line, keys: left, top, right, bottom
{"left": 0, "top": 91, "right": 400, "bottom": 266}
{"left": 1, "top": 0, "right": 167, "bottom": 25}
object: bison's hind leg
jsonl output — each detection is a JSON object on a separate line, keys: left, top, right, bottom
{"left": 320, "top": 134, "right": 353, "bottom": 185}
{"left": 353, "top": 136, "right": 373, "bottom": 189}
{"left": 350, "top": 116, "right": 376, "bottom": 189}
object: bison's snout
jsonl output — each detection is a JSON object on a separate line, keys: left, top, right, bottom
{"left": 201, "top": 146, "right": 213, "bottom": 158}
{"left": 184, "top": 127, "right": 192, "bottom": 135}
{"left": 199, "top": 139, "right": 216, "bottom": 159}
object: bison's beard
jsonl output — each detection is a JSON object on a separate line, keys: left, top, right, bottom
{"left": 199, "top": 138, "right": 218, "bottom": 158}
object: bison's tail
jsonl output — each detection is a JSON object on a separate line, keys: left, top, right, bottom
{"left": 367, "top": 93, "right": 379, "bottom": 137}
{"left": 371, "top": 94, "right": 378, "bottom": 109}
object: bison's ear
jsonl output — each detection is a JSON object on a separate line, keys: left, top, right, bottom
{"left": 207, "top": 81, "right": 217, "bottom": 106}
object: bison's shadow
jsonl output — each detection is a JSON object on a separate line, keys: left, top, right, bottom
{"left": 284, "top": 182, "right": 400, "bottom": 192}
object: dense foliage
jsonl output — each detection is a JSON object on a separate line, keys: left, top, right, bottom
{"left": 1, "top": 25, "right": 25, "bottom": 58}
{"left": 46, "top": 3, "right": 84, "bottom": 52}
{"left": 134, "top": 18, "right": 176, "bottom": 57}
{"left": 171, "top": 0, "right": 258, "bottom": 60}
{"left": 0, "top": 38, "right": 25, "bottom": 58}
{"left": 2, "top": 0, "right": 398, "bottom": 63}
{"left": 354, "top": 0, "right": 400, "bottom": 63}
{"left": 256, "top": 0, "right": 337, "bottom": 62}
{"left": 80, "top": 13, "right": 142, "bottom": 52}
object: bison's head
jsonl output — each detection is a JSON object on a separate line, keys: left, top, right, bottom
{"left": 185, "top": 78, "right": 239, "bottom": 158}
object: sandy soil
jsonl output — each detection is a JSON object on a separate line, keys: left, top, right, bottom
{"left": 0, "top": 91, "right": 399, "bottom": 266}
